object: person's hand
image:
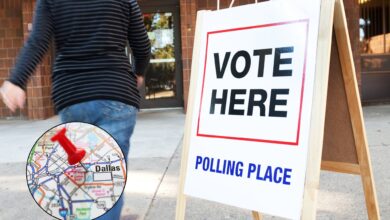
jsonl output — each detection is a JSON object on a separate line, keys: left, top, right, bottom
{"left": 136, "top": 75, "right": 144, "bottom": 89}
{"left": 0, "top": 81, "right": 26, "bottom": 112}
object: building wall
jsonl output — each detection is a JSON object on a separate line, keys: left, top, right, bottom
{"left": 0, "top": 0, "right": 54, "bottom": 119}
{"left": 0, "top": 0, "right": 362, "bottom": 119}
{"left": 180, "top": 0, "right": 198, "bottom": 110}
{"left": 0, "top": 0, "right": 25, "bottom": 118}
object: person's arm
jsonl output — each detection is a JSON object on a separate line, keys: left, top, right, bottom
{"left": 8, "top": 0, "right": 54, "bottom": 89}
{"left": 128, "top": 0, "right": 151, "bottom": 79}
{"left": 0, "top": 0, "right": 53, "bottom": 111}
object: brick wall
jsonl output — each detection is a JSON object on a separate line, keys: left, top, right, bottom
{"left": 0, "top": 0, "right": 54, "bottom": 119}
{"left": 180, "top": 0, "right": 361, "bottom": 110}
{"left": 0, "top": 0, "right": 25, "bottom": 118}
{"left": 180, "top": 0, "right": 197, "bottom": 110}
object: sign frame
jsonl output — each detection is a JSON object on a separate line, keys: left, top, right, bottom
{"left": 176, "top": 0, "right": 381, "bottom": 219}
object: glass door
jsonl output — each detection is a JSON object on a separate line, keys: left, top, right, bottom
{"left": 139, "top": 6, "right": 183, "bottom": 108}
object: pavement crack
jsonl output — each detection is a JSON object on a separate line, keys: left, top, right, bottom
{"left": 144, "top": 135, "right": 184, "bottom": 219}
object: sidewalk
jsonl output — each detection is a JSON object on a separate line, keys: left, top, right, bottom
{"left": 0, "top": 106, "right": 388, "bottom": 219}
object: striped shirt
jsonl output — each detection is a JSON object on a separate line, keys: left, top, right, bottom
{"left": 8, "top": 0, "right": 151, "bottom": 111}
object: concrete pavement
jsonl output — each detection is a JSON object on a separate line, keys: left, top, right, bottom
{"left": 0, "top": 105, "right": 389, "bottom": 219}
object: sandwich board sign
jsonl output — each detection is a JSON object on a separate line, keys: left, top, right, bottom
{"left": 176, "top": 0, "right": 381, "bottom": 219}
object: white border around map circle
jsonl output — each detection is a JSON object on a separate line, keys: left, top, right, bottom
{"left": 26, "top": 122, "right": 127, "bottom": 220}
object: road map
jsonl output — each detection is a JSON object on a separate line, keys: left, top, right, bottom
{"left": 26, "top": 122, "right": 127, "bottom": 220}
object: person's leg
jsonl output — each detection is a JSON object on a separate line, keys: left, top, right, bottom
{"left": 59, "top": 100, "right": 137, "bottom": 220}
{"left": 93, "top": 101, "right": 137, "bottom": 220}
{"left": 96, "top": 100, "right": 137, "bottom": 159}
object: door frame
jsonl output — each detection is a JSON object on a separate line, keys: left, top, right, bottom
{"left": 138, "top": 1, "right": 184, "bottom": 109}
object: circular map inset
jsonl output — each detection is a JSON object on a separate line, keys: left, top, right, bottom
{"left": 26, "top": 122, "right": 127, "bottom": 220}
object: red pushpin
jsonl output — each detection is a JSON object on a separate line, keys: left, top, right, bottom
{"left": 51, "top": 127, "right": 86, "bottom": 165}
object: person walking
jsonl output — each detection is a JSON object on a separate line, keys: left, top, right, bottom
{"left": 0, "top": 0, "right": 151, "bottom": 219}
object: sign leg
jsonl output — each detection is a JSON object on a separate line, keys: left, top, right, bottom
{"left": 301, "top": 0, "right": 336, "bottom": 219}
{"left": 175, "top": 11, "right": 207, "bottom": 220}
{"left": 175, "top": 193, "right": 187, "bottom": 220}
{"left": 333, "top": 0, "right": 381, "bottom": 219}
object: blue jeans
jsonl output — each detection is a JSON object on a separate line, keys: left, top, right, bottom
{"left": 59, "top": 100, "right": 137, "bottom": 220}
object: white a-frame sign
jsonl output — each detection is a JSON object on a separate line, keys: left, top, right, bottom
{"left": 176, "top": 0, "right": 381, "bottom": 219}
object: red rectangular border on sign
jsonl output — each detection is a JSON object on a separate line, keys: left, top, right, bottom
{"left": 196, "top": 19, "right": 310, "bottom": 146}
